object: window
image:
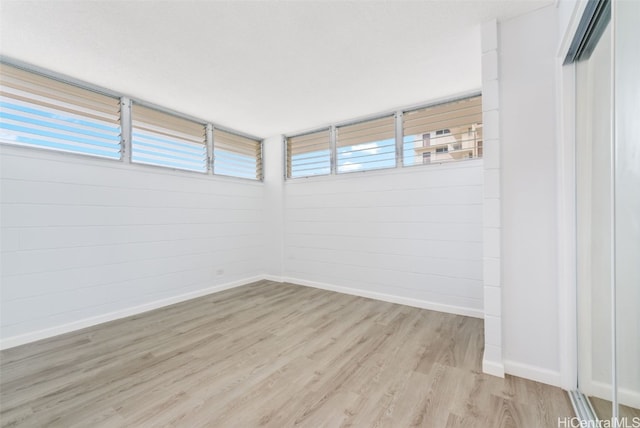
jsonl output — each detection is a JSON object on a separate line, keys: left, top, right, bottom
{"left": 402, "top": 95, "right": 482, "bottom": 166}
{"left": 285, "top": 95, "right": 482, "bottom": 179}
{"left": 336, "top": 115, "right": 396, "bottom": 173}
{"left": 422, "top": 152, "right": 432, "bottom": 164}
{"left": 1, "top": 61, "right": 264, "bottom": 180}
{"left": 130, "top": 104, "right": 207, "bottom": 173}
{"left": 286, "top": 129, "right": 331, "bottom": 178}
{"left": 0, "top": 63, "right": 121, "bottom": 159}
{"left": 213, "top": 129, "right": 262, "bottom": 180}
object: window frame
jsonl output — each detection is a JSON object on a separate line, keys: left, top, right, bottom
{"left": 212, "top": 127, "right": 264, "bottom": 181}
{"left": 402, "top": 95, "right": 483, "bottom": 168}
{"left": 130, "top": 101, "right": 209, "bottom": 174}
{"left": 285, "top": 92, "right": 482, "bottom": 180}
{"left": 335, "top": 114, "right": 397, "bottom": 175}
{"left": 0, "top": 61, "right": 123, "bottom": 161}
{"left": 0, "top": 57, "right": 264, "bottom": 181}
{"left": 284, "top": 127, "right": 332, "bottom": 179}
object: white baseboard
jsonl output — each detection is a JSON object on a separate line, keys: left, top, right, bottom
{"left": 0, "top": 275, "right": 264, "bottom": 350}
{"left": 483, "top": 358, "right": 505, "bottom": 378}
{"left": 261, "top": 274, "right": 285, "bottom": 283}
{"left": 0, "top": 275, "right": 483, "bottom": 350}
{"left": 283, "top": 276, "right": 484, "bottom": 319}
{"left": 503, "top": 359, "right": 562, "bottom": 387}
{"left": 583, "top": 379, "right": 640, "bottom": 410}
{"left": 1, "top": 275, "right": 486, "bottom": 353}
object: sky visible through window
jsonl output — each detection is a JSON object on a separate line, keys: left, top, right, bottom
{"left": 290, "top": 133, "right": 443, "bottom": 176}
{"left": 337, "top": 138, "right": 396, "bottom": 173}
{"left": 214, "top": 149, "right": 258, "bottom": 180}
{"left": 0, "top": 98, "right": 121, "bottom": 159}
{"left": 291, "top": 137, "right": 408, "bottom": 177}
{"left": 1, "top": 98, "right": 260, "bottom": 178}
{"left": 131, "top": 128, "right": 207, "bottom": 173}
{"left": 290, "top": 149, "right": 330, "bottom": 177}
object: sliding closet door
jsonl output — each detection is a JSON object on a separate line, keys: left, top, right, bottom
{"left": 576, "top": 0, "right": 640, "bottom": 419}
{"left": 575, "top": 20, "right": 613, "bottom": 419}
{"left": 614, "top": 0, "right": 640, "bottom": 419}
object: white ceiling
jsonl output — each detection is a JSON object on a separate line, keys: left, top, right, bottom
{"left": 0, "top": 0, "right": 553, "bottom": 138}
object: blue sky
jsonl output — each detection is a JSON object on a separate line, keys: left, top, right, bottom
{"left": 1, "top": 96, "right": 259, "bottom": 179}
{"left": 290, "top": 134, "right": 426, "bottom": 177}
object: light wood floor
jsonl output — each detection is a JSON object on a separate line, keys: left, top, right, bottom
{"left": 0, "top": 280, "right": 573, "bottom": 427}
{"left": 590, "top": 396, "right": 640, "bottom": 420}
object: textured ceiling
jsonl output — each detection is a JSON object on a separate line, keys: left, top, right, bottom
{"left": 0, "top": 0, "right": 553, "bottom": 138}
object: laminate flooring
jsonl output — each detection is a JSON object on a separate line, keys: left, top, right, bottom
{"left": 0, "top": 280, "right": 574, "bottom": 427}
{"left": 590, "top": 396, "right": 640, "bottom": 420}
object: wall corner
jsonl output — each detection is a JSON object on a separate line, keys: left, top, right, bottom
{"left": 481, "top": 18, "right": 504, "bottom": 378}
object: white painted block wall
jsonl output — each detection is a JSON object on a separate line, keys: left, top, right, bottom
{"left": 481, "top": 18, "right": 504, "bottom": 378}
{"left": 499, "top": 5, "right": 562, "bottom": 385}
{"left": 283, "top": 161, "right": 484, "bottom": 317}
{"left": 0, "top": 144, "right": 265, "bottom": 347}
{"left": 0, "top": 8, "right": 570, "bottom": 395}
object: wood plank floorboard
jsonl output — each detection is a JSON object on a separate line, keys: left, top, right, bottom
{"left": 590, "top": 396, "right": 640, "bottom": 420}
{"left": 0, "top": 280, "right": 574, "bottom": 427}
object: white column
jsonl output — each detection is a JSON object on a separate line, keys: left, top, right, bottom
{"left": 262, "top": 135, "right": 285, "bottom": 281}
{"left": 481, "top": 19, "right": 505, "bottom": 378}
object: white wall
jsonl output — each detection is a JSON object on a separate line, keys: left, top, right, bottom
{"left": 615, "top": 0, "right": 640, "bottom": 407}
{"left": 0, "top": 144, "right": 264, "bottom": 347}
{"left": 499, "top": 5, "right": 561, "bottom": 384}
{"left": 0, "top": 6, "right": 577, "bottom": 397}
{"left": 262, "top": 136, "right": 285, "bottom": 279}
{"left": 282, "top": 161, "right": 484, "bottom": 317}
{"left": 480, "top": 19, "right": 504, "bottom": 378}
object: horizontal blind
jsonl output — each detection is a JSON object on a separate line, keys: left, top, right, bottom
{"left": 131, "top": 103, "right": 207, "bottom": 172}
{"left": 286, "top": 129, "right": 331, "bottom": 178}
{"left": 336, "top": 115, "right": 396, "bottom": 173}
{"left": 213, "top": 129, "right": 262, "bottom": 180}
{"left": 402, "top": 95, "right": 483, "bottom": 166}
{"left": 0, "top": 63, "right": 121, "bottom": 159}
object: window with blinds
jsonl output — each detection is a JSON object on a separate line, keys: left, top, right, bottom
{"left": 286, "top": 129, "right": 331, "bottom": 178}
{"left": 131, "top": 104, "right": 207, "bottom": 173}
{"left": 0, "top": 63, "right": 121, "bottom": 159}
{"left": 402, "top": 95, "right": 482, "bottom": 166}
{"left": 213, "top": 129, "right": 262, "bottom": 180}
{"left": 336, "top": 115, "right": 396, "bottom": 173}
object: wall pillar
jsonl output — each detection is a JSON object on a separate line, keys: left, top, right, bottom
{"left": 481, "top": 19, "right": 505, "bottom": 377}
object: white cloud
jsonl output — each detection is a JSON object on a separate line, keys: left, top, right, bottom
{"left": 339, "top": 161, "right": 362, "bottom": 172}
{"left": 0, "top": 131, "right": 18, "bottom": 141}
{"left": 356, "top": 142, "right": 380, "bottom": 155}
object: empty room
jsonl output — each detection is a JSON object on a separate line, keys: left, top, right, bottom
{"left": 0, "top": 0, "right": 638, "bottom": 427}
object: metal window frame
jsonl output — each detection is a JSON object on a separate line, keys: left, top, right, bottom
{"left": 284, "top": 90, "right": 482, "bottom": 180}
{"left": 211, "top": 125, "right": 264, "bottom": 182}
{"left": 0, "top": 58, "right": 124, "bottom": 162}
{"left": 0, "top": 55, "right": 263, "bottom": 180}
{"left": 283, "top": 126, "right": 332, "bottom": 179}
{"left": 206, "top": 123, "right": 214, "bottom": 175}
{"left": 329, "top": 125, "right": 337, "bottom": 175}
{"left": 1, "top": 56, "right": 121, "bottom": 99}
{"left": 335, "top": 113, "right": 397, "bottom": 175}
{"left": 400, "top": 92, "right": 483, "bottom": 169}
{"left": 400, "top": 91, "right": 482, "bottom": 117}
{"left": 395, "top": 111, "right": 404, "bottom": 168}
{"left": 129, "top": 100, "right": 209, "bottom": 175}
{"left": 120, "top": 97, "right": 132, "bottom": 163}
{"left": 258, "top": 139, "right": 264, "bottom": 181}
